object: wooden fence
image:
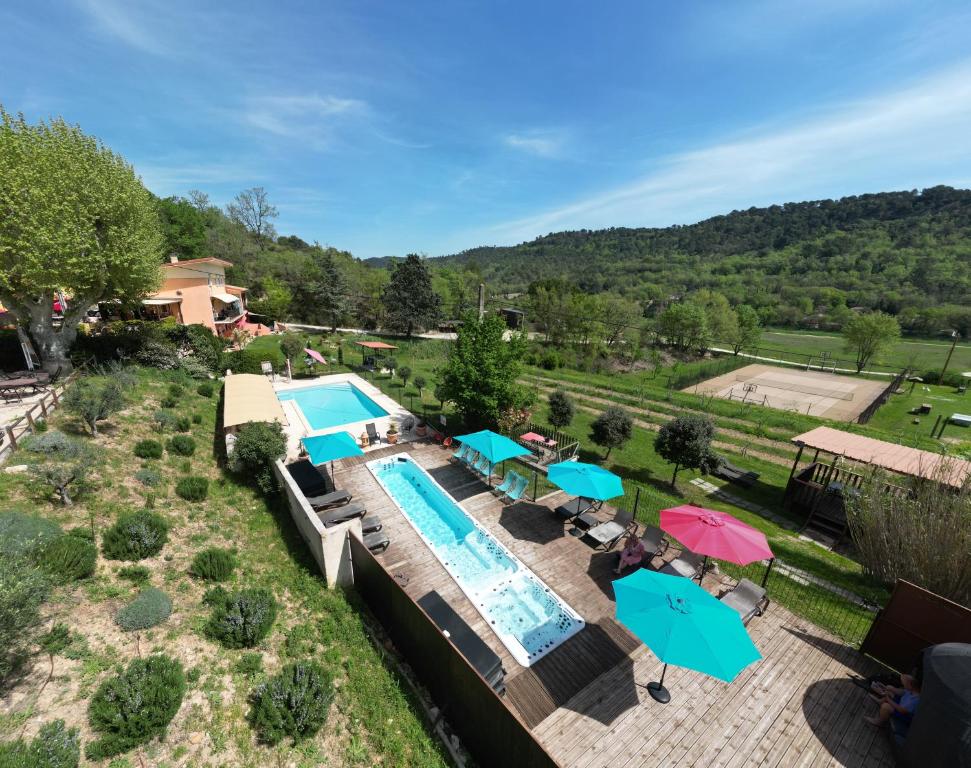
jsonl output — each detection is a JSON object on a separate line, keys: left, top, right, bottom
{"left": 856, "top": 369, "right": 907, "bottom": 424}
{"left": 1, "top": 377, "right": 76, "bottom": 462}
{"left": 348, "top": 533, "right": 562, "bottom": 768}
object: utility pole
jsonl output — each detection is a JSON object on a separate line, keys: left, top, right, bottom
{"left": 478, "top": 283, "right": 485, "bottom": 321}
{"left": 941, "top": 330, "right": 960, "bottom": 382}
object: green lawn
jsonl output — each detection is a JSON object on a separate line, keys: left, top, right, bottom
{"left": 863, "top": 380, "right": 971, "bottom": 444}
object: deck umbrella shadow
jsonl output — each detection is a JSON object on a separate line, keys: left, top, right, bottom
{"left": 497, "top": 501, "right": 565, "bottom": 545}
{"left": 801, "top": 677, "right": 893, "bottom": 764}
{"left": 426, "top": 464, "right": 490, "bottom": 501}
{"left": 586, "top": 551, "right": 622, "bottom": 600}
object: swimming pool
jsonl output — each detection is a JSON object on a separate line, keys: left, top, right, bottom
{"left": 278, "top": 382, "right": 388, "bottom": 431}
{"left": 368, "top": 454, "right": 584, "bottom": 667}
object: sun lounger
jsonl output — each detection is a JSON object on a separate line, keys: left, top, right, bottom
{"left": 585, "top": 509, "right": 637, "bottom": 551}
{"left": 634, "top": 525, "right": 669, "bottom": 567}
{"left": 305, "top": 489, "right": 353, "bottom": 510}
{"left": 286, "top": 459, "right": 332, "bottom": 497}
{"left": 712, "top": 458, "right": 760, "bottom": 489}
{"left": 361, "top": 515, "right": 382, "bottom": 534}
{"left": 366, "top": 422, "right": 381, "bottom": 446}
{"left": 316, "top": 502, "right": 367, "bottom": 527}
{"left": 504, "top": 473, "right": 529, "bottom": 502}
{"left": 451, "top": 443, "right": 469, "bottom": 462}
{"left": 462, "top": 449, "right": 479, "bottom": 467}
{"left": 493, "top": 472, "right": 517, "bottom": 496}
{"left": 659, "top": 549, "right": 706, "bottom": 580}
{"left": 473, "top": 454, "right": 491, "bottom": 476}
{"left": 364, "top": 530, "right": 390, "bottom": 552}
{"left": 720, "top": 578, "right": 769, "bottom": 624}
{"left": 555, "top": 497, "right": 596, "bottom": 521}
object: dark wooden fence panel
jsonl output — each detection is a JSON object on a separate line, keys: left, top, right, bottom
{"left": 348, "top": 534, "right": 561, "bottom": 768}
{"left": 861, "top": 580, "right": 971, "bottom": 672}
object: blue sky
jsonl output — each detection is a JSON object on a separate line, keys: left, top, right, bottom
{"left": 2, "top": 1, "right": 971, "bottom": 258}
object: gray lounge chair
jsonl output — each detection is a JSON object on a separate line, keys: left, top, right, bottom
{"left": 659, "top": 549, "right": 705, "bottom": 580}
{"left": 366, "top": 422, "right": 381, "bottom": 446}
{"left": 555, "top": 497, "right": 596, "bottom": 521}
{"left": 361, "top": 515, "right": 383, "bottom": 534}
{"left": 585, "top": 509, "right": 636, "bottom": 551}
{"left": 317, "top": 502, "right": 367, "bottom": 527}
{"left": 634, "top": 525, "right": 669, "bottom": 568}
{"left": 286, "top": 459, "right": 331, "bottom": 497}
{"left": 364, "top": 530, "right": 390, "bottom": 552}
{"left": 712, "top": 457, "right": 760, "bottom": 489}
{"left": 720, "top": 578, "right": 769, "bottom": 624}
{"left": 306, "top": 489, "right": 353, "bottom": 510}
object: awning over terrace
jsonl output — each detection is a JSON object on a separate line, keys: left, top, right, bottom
{"left": 211, "top": 291, "right": 239, "bottom": 304}
{"left": 223, "top": 373, "right": 287, "bottom": 430}
{"left": 791, "top": 426, "right": 971, "bottom": 489}
{"left": 142, "top": 297, "right": 182, "bottom": 305}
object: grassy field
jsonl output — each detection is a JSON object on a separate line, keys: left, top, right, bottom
{"left": 751, "top": 328, "right": 971, "bottom": 373}
{"left": 0, "top": 367, "right": 448, "bottom": 767}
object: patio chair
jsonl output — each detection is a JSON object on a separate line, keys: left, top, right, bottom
{"left": 584, "top": 508, "right": 637, "bottom": 551}
{"left": 361, "top": 514, "right": 383, "bottom": 534}
{"left": 285, "top": 459, "right": 332, "bottom": 497}
{"left": 305, "top": 489, "right": 353, "bottom": 510}
{"left": 659, "top": 549, "right": 706, "bottom": 580}
{"left": 366, "top": 423, "right": 381, "bottom": 446}
{"left": 462, "top": 449, "right": 479, "bottom": 467}
{"left": 450, "top": 442, "right": 469, "bottom": 462}
{"left": 712, "top": 457, "right": 760, "bottom": 489}
{"left": 720, "top": 578, "right": 769, "bottom": 624}
{"left": 473, "top": 454, "right": 492, "bottom": 477}
{"left": 505, "top": 473, "right": 529, "bottom": 503}
{"left": 492, "top": 472, "right": 517, "bottom": 496}
{"left": 634, "top": 525, "right": 669, "bottom": 567}
{"left": 555, "top": 497, "right": 596, "bottom": 521}
{"left": 364, "top": 530, "right": 391, "bottom": 552}
{"left": 316, "top": 501, "right": 367, "bottom": 527}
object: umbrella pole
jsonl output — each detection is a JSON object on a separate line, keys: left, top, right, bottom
{"left": 699, "top": 555, "right": 708, "bottom": 584}
{"left": 647, "top": 663, "right": 671, "bottom": 704}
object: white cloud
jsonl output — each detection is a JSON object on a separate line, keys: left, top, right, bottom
{"left": 483, "top": 61, "right": 971, "bottom": 244}
{"left": 243, "top": 93, "right": 368, "bottom": 148}
{"left": 73, "top": 0, "right": 168, "bottom": 55}
{"left": 134, "top": 160, "right": 261, "bottom": 197}
{"left": 503, "top": 131, "right": 567, "bottom": 158}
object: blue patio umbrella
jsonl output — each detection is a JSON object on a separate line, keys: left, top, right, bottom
{"left": 301, "top": 431, "right": 364, "bottom": 466}
{"left": 455, "top": 430, "right": 531, "bottom": 464}
{"left": 613, "top": 569, "right": 761, "bottom": 703}
{"left": 547, "top": 462, "right": 624, "bottom": 510}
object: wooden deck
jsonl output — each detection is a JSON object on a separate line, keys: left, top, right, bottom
{"left": 332, "top": 442, "right": 893, "bottom": 767}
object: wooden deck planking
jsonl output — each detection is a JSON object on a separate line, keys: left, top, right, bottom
{"left": 329, "top": 441, "right": 893, "bottom": 767}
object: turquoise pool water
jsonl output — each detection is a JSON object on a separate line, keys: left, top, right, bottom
{"left": 278, "top": 381, "right": 388, "bottom": 430}
{"left": 368, "top": 454, "right": 584, "bottom": 667}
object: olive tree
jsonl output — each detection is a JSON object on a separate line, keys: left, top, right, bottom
{"left": 589, "top": 407, "right": 633, "bottom": 460}
{"left": 842, "top": 311, "right": 900, "bottom": 373}
{"left": 0, "top": 108, "right": 163, "bottom": 371}
{"left": 654, "top": 414, "right": 717, "bottom": 486}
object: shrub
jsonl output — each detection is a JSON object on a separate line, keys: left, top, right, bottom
{"left": 66, "top": 526, "right": 94, "bottom": 542}
{"left": 167, "top": 383, "right": 184, "bottom": 399}
{"left": 228, "top": 421, "right": 286, "bottom": 494}
{"left": 178, "top": 356, "right": 213, "bottom": 380}
{"left": 22, "top": 433, "right": 95, "bottom": 506}
{"left": 0, "top": 719, "right": 80, "bottom": 768}
{"left": 167, "top": 435, "right": 196, "bottom": 456}
{"left": 222, "top": 348, "right": 272, "bottom": 375}
{"left": 236, "top": 652, "right": 263, "bottom": 676}
{"left": 160, "top": 395, "right": 178, "bottom": 408}
{"left": 134, "top": 468, "right": 163, "bottom": 487}
{"left": 39, "top": 623, "right": 72, "bottom": 657}
{"left": 190, "top": 547, "right": 236, "bottom": 582}
{"left": 206, "top": 587, "right": 277, "bottom": 648}
{"left": 175, "top": 416, "right": 191, "bottom": 433}
{"left": 191, "top": 413, "right": 203, "bottom": 424}
{"left": 548, "top": 389, "right": 575, "bottom": 428}
{"left": 0, "top": 511, "right": 62, "bottom": 557}
{"left": 33, "top": 417, "right": 49, "bottom": 432}
{"left": 32, "top": 534, "right": 97, "bottom": 584}
{"left": 63, "top": 378, "right": 127, "bottom": 435}
{"left": 0, "top": 554, "right": 49, "bottom": 684}
{"left": 152, "top": 409, "right": 179, "bottom": 432}
{"left": 115, "top": 587, "right": 172, "bottom": 631}
{"left": 175, "top": 476, "right": 208, "bottom": 502}
{"left": 117, "top": 564, "right": 151, "bottom": 584}
{"left": 101, "top": 510, "right": 169, "bottom": 561}
{"left": 197, "top": 382, "right": 215, "bottom": 398}
{"left": 86, "top": 655, "right": 185, "bottom": 760}
{"left": 249, "top": 663, "right": 334, "bottom": 746}
{"left": 134, "top": 339, "right": 180, "bottom": 370}
{"left": 133, "top": 439, "right": 164, "bottom": 459}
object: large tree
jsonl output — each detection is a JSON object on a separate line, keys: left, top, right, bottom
{"left": 657, "top": 302, "right": 710, "bottom": 352}
{"left": 248, "top": 276, "right": 292, "bottom": 322}
{"left": 382, "top": 254, "right": 442, "bottom": 336}
{"left": 731, "top": 304, "right": 762, "bottom": 355}
{"left": 440, "top": 312, "right": 528, "bottom": 429}
{"left": 156, "top": 196, "right": 207, "bottom": 260}
{"left": 654, "top": 414, "right": 717, "bottom": 486}
{"left": 226, "top": 187, "right": 278, "bottom": 250}
{"left": 589, "top": 407, "right": 633, "bottom": 460}
{"left": 293, "top": 249, "right": 347, "bottom": 330}
{"left": 0, "top": 108, "right": 163, "bottom": 370}
{"left": 842, "top": 311, "right": 901, "bottom": 372}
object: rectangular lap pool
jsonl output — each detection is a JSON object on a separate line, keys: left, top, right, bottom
{"left": 278, "top": 381, "right": 388, "bottom": 431}
{"left": 368, "top": 454, "right": 584, "bottom": 667}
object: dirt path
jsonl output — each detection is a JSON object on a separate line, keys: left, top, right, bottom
{"left": 522, "top": 378, "right": 794, "bottom": 468}
{"left": 523, "top": 374, "right": 796, "bottom": 460}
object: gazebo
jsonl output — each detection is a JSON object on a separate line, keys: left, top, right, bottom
{"left": 354, "top": 340, "right": 397, "bottom": 369}
{"left": 785, "top": 426, "right": 971, "bottom": 540}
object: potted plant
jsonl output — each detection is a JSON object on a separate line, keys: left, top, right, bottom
{"left": 415, "top": 419, "right": 427, "bottom": 437}
{"left": 386, "top": 424, "right": 399, "bottom": 445}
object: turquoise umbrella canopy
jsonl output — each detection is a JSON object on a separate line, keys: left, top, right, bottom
{"left": 301, "top": 431, "right": 364, "bottom": 465}
{"left": 613, "top": 569, "right": 761, "bottom": 701}
{"left": 547, "top": 461, "right": 624, "bottom": 501}
{"left": 455, "top": 430, "right": 531, "bottom": 464}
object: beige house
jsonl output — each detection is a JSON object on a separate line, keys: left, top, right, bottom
{"left": 143, "top": 256, "right": 248, "bottom": 337}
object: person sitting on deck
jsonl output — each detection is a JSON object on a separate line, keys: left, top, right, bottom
{"left": 864, "top": 673, "right": 920, "bottom": 731}
{"left": 613, "top": 533, "right": 646, "bottom": 575}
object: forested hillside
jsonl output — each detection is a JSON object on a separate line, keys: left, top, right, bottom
{"left": 434, "top": 186, "right": 971, "bottom": 333}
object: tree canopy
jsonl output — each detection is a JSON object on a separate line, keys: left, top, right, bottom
{"left": 842, "top": 311, "right": 901, "bottom": 372}
{"left": 0, "top": 107, "right": 163, "bottom": 368}
{"left": 589, "top": 407, "right": 633, "bottom": 460}
{"left": 654, "top": 414, "right": 717, "bottom": 486}
{"left": 381, "top": 254, "right": 442, "bottom": 336}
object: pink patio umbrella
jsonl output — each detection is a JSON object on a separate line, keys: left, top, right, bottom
{"left": 304, "top": 348, "right": 327, "bottom": 365}
{"left": 660, "top": 505, "right": 774, "bottom": 582}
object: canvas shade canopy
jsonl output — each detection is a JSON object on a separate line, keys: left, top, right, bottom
{"left": 301, "top": 431, "right": 364, "bottom": 465}
{"left": 547, "top": 461, "right": 624, "bottom": 501}
{"left": 455, "top": 430, "right": 531, "bottom": 464}
{"left": 613, "top": 569, "right": 761, "bottom": 703}
{"left": 660, "top": 505, "right": 773, "bottom": 578}
{"left": 354, "top": 341, "right": 397, "bottom": 350}
{"left": 223, "top": 374, "right": 288, "bottom": 430}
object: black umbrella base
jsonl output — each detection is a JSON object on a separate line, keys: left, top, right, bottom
{"left": 647, "top": 682, "right": 671, "bottom": 704}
